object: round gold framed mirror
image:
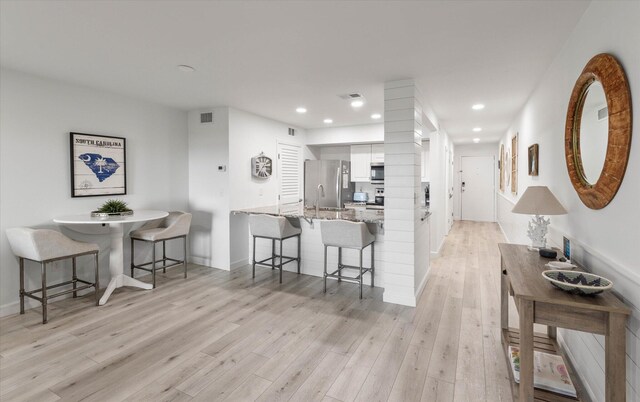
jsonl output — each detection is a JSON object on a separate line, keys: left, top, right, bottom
{"left": 565, "top": 53, "right": 632, "bottom": 210}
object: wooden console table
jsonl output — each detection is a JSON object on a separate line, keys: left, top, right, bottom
{"left": 499, "top": 243, "right": 630, "bottom": 402}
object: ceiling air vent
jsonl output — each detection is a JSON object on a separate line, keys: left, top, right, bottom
{"left": 288, "top": 128, "right": 295, "bottom": 136}
{"left": 597, "top": 107, "right": 608, "bottom": 121}
{"left": 200, "top": 112, "right": 213, "bottom": 123}
{"left": 338, "top": 93, "right": 363, "bottom": 100}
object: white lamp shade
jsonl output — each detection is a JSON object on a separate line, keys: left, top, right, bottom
{"left": 512, "top": 186, "right": 567, "bottom": 215}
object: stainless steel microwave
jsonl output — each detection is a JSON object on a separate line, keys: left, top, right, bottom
{"left": 370, "top": 163, "right": 384, "bottom": 184}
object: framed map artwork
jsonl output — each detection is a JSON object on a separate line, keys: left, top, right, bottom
{"left": 70, "top": 132, "right": 126, "bottom": 197}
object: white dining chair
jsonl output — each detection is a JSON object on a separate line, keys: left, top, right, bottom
{"left": 130, "top": 211, "right": 192, "bottom": 288}
{"left": 6, "top": 228, "right": 100, "bottom": 324}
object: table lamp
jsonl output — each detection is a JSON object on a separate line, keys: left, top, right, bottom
{"left": 512, "top": 186, "right": 567, "bottom": 250}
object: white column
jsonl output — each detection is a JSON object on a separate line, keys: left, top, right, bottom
{"left": 383, "top": 79, "right": 422, "bottom": 307}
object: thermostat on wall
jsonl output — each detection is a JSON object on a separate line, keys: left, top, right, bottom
{"left": 218, "top": 165, "right": 226, "bottom": 172}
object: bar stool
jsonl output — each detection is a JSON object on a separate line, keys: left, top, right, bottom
{"left": 249, "top": 214, "right": 301, "bottom": 283}
{"left": 320, "top": 220, "right": 375, "bottom": 299}
{"left": 6, "top": 228, "right": 100, "bottom": 324}
{"left": 130, "top": 211, "right": 192, "bottom": 288}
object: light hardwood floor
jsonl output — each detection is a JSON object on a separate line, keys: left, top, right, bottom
{"left": 0, "top": 221, "right": 514, "bottom": 401}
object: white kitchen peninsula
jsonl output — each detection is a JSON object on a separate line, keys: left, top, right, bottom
{"left": 232, "top": 203, "right": 431, "bottom": 293}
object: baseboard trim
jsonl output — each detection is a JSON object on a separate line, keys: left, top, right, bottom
{"left": 414, "top": 267, "right": 431, "bottom": 301}
{"left": 189, "top": 256, "right": 230, "bottom": 271}
{"left": 431, "top": 236, "right": 446, "bottom": 258}
{"left": 383, "top": 290, "right": 416, "bottom": 307}
{"left": 557, "top": 331, "right": 598, "bottom": 402}
{"left": 497, "top": 221, "right": 510, "bottom": 243}
{"left": 230, "top": 259, "right": 249, "bottom": 270}
{"left": 0, "top": 299, "right": 37, "bottom": 318}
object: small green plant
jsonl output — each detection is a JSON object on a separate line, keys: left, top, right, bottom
{"left": 96, "top": 199, "right": 132, "bottom": 213}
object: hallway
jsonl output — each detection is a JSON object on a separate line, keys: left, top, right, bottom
{"left": 0, "top": 221, "right": 513, "bottom": 401}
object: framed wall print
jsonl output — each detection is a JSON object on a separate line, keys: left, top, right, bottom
{"left": 70, "top": 132, "right": 126, "bottom": 197}
{"left": 499, "top": 144, "right": 505, "bottom": 191}
{"left": 528, "top": 144, "right": 539, "bottom": 176}
{"left": 511, "top": 133, "right": 518, "bottom": 194}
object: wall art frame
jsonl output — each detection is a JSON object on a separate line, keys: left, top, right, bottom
{"left": 511, "top": 133, "right": 518, "bottom": 194}
{"left": 528, "top": 144, "right": 539, "bottom": 176}
{"left": 70, "top": 132, "right": 127, "bottom": 197}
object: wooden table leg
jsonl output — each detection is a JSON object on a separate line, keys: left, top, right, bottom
{"left": 519, "top": 298, "right": 534, "bottom": 402}
{"left": 605, "top": 312, "right": 626, "bottom": 402}
{"left": 501, "top": 260, "right": 508, "bottom": 330}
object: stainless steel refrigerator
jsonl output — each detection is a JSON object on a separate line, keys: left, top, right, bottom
{"left": 304, "top": 160, "right": 355, "bottom": 209}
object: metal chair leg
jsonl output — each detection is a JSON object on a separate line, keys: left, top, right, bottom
{"left": 152, "top": 242, "right": 156, "bottom": 289}
{"left": 41, "top": 262, "right": 47, "bottom": 324}
{"left": 279, "top": 239, "right": 283, "bottom": 284}
{"left": 337, "top": 247, "right": 342, "bottom": 282}
{"left": 297, "top": 234, "right": 301, "bottom": 274}
{"left": 271, "top": 239, "right": 276, "bottom": 270}
{"left": 184, "top": 236, "right": 188, "bottom": 279}
{"left": 359, "top": 249, "right": 363, "bottom": 299}
{"left": 72, "top": 256, "right": 77, "bottom": 298}
{"left": 94, "top": 252, "right": 100, "bottom": 306}
{"left": 371, "top": 242, "right": 375, "bottom": 288}
{"left": 252, "top": 236, "right": 257, "bottom": 278}
{"left": 130, "top": 237, "right": 135, "bottom": 278}
{"left": 323, "top": 245, "right": 328, "bottom": 293}
{"left": 162, "top": 241, "right": 167, "bottom": 273}
{"left": 19, "top": 258, "right": 24, "bottom": 314}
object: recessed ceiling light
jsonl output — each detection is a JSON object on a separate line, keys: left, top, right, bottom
{"left": 351, "top": 100, "right": 364, "bottom": 108}
{"left": 472, "top": 104, "right": 485, "bottom": 110}
{"left": 371, "top": 113, "right": 381, "bottom": 120}
{"left": 473, "top": 127, "right": 482, "bottom": 132}
{"left": 323, "top": 118, "right": 333, "bottom": 124}
{"left": 296, "top": 107, "right": 307, "bottom": 114}
{"left": 473, "top": 138, "right": 481, "bottom": 143}
{"left": 177, "top": 65, "right": 195, "bottom": 72}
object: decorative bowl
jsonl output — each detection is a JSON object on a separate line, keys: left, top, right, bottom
{"left": 91, "top": 210, "right": 134, "bottom": 219}
{"left": 542, "top": 270, "right": 613, "bottom": 295}
{"left": 545, "top": 261, "right": 577, "bottom": 270}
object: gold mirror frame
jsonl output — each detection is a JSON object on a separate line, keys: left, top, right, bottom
{"left": 565, "top": 53, "right": 632, "bottom": 210}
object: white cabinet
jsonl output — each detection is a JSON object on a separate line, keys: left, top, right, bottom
{"left": 371, "top": 144, "right": 385, "bottom": 163}
{"left": 350, "top": 145, "right": 372, "bottom": 182}
{"left": 421, "top": 142, "right": 430, "bottom": 182}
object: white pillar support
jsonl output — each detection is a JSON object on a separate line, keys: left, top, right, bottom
{"left": 383, "top": 79, "right": 423, "bottom": 307}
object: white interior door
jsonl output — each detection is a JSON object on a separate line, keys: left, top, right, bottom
{"left": 277, "top": 142, "right": 302, "bottom": 205}
{"left": 461, "top": 156, "right": 495, "bottom": 222}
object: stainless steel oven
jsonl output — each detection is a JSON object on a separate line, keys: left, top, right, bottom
{"left": 370, "top": 163, "right": 384, "bottom": 184}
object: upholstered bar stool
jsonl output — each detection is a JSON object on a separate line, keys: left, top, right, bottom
{"left": 130, "top": 211, "right": 192, "bottom": 288}
{"left": 320, "top": 220, "right": 375, "bottom": 299}
{"left": 249, "top": 214, "right": 301, "bottom": 283}
{"left": 6, "top": 228, "right": 100, "bottom": 324}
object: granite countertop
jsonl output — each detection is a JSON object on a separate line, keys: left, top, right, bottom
{"left": 232, "top": 203, "right": 430, "bottom": 225}
{"left": 232, "top": 203, "right": 384, "bottom": 224}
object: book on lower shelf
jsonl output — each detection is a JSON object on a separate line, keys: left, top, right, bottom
{"left": 508, "top": 345, "right": 577, "bottom": 398}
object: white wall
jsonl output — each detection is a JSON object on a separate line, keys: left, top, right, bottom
{"left": 228, "top": 108, "right": 310, "bottom": 268}
{"left": 429, "top": 129, "right": 454, "bottom": 256}
{"left": 453, "top": 142, "right": 498, "bottom": 221}
{"left": 318, "top": 145, "right": 350, "bottom": 161}
{"left": 188, "top": 107, "right": 230, "bottom": 270}
{"left": 0, "top": 68, "right": 189, "bottom": 315}
{"left": 306, "top": 123, "right": 383, "bottom": 145}
{"left": 496, "top": 2, "right": 640, "bottom": 400}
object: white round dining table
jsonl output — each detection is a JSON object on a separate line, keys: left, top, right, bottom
{"left": 53, "top": 210, "right": 169, "bottom": 305}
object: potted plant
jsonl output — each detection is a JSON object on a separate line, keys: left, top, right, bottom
{"left": 91, "top": 199, "right": 134, "bottom": 218}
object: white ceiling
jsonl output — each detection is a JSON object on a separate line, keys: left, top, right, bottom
{"left": 0, "top": 1, "right": 589, "bottom": 143}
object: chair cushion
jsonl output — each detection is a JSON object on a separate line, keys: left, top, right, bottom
{"left": 320, "top": 220, "right": 375, "bottom": 249}
{"left": 249, "top": 214, "right": 302, "bottom": 239}
{"left": 6, "top": 228, "right": 99, "bottom": 262}
{"left": 130, "top": 211, "right": 192, "bottom": 241}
